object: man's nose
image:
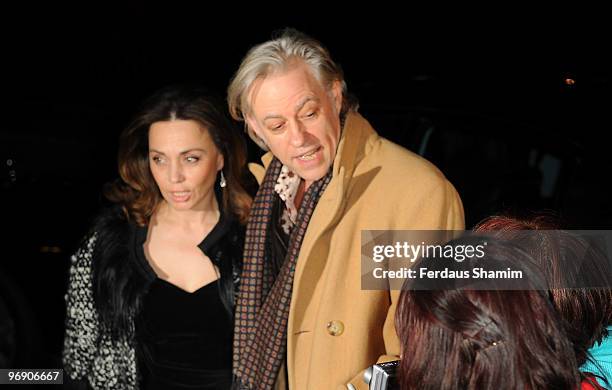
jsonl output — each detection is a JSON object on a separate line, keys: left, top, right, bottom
{"left": 289, "top": 120, "right": 307, "bottom": 147}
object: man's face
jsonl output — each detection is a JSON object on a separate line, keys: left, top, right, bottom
{"left": 246, "top": 62, "right": 342, "bottom": 189}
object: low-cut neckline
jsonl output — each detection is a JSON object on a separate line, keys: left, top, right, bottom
{"left": 154, "top": 277, "right": 219, "bottom": 294}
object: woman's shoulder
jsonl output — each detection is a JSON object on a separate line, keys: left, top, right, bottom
{"left": 71, "top": 204, "right": 136, "bottom": 272}
{"left": 90, "top": 204, "right": 131, "bottom": 235}
{"left": 79, "top": 205, "right": 135, "bottom": 253}
{"left": 226, "top": 215, "right": 246, "bottom": 241}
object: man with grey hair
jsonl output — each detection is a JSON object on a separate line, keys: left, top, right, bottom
{"left": 229, "top": 29, "right": 464, "bottom": 390}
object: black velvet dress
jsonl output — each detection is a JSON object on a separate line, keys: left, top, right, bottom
{"left": 134, "top": 214, "right": 235, "bottom": 390}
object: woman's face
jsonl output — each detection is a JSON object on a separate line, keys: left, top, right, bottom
{"left": 148, "top": 119, "right": 223, "bottom": 212}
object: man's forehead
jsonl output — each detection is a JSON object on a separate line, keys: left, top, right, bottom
{"left": 248, "top": 65, "right": 325, "bottom": 118}
{"left": 260, "top": 96, "right": 321, "bottom": 121}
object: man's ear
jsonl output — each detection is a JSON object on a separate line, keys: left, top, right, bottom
{"left": 245, "top": 115, "right": 262, "bottom": 139}
{"left": 245, "top": 115, "right": 269, "bottom": 150}
{"left": 331, "top": 80, "right": 343, "bottom": 114}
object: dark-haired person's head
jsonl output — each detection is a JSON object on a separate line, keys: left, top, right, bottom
{"left": 106, "top": 84, "right": 254, "bottom": 225}
{"left": 396, "top": 238, "right": 580, "bottom": 390}
{"left": 474, "top": 215, "right": 612, "bottom": 369}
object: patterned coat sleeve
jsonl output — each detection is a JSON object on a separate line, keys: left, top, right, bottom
{"left": 62, "top": 232, "right": 139, "bottom": 389}
{"left": 62, "top": 230, "right": 140, "bottom": 390}
{"left": 63, "top": 234, "right": 100, "bottom": 382}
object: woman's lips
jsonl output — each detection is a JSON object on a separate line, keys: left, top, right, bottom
{"left": 170, "top": 190, "right": 191, "bottom": 202}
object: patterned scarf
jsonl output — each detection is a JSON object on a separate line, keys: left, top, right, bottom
{"left": 233, "top": 157, "right": 332, "bottom": 389}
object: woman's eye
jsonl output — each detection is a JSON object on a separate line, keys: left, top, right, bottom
{"left": 185, "top": 156, "right": 200, "bottom": 163}
{"left": 152, "top": 156, "right": 164, "bottom": 164}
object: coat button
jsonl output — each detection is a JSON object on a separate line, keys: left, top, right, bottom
{"left": 326, "top": 320, "right": 344, "bottom": 336}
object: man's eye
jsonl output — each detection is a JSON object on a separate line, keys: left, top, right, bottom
{"left": 302, "top": 110, "right": 318, "bottom": 120}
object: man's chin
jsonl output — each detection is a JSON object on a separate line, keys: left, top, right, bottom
{"left": 296, "top": 168, "right": 330, "bottom": 186}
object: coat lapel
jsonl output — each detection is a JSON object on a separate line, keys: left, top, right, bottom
{"left": 254, "top": 112, "right": 377, "bottom": 360}
{"left": 288, "top": 112, "right": 374, "bottom": 329}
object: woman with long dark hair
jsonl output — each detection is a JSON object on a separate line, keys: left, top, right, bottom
{"left": 474, "top": 215, "right": 612, "bottom": 389}
{"left": 63, "top": 85, "right": 255, "bottom": 389}
{"left": 396, "top": 237, "right": 583, "bottom": 390}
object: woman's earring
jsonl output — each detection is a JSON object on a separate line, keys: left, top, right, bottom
{"left": 220, "top": 171, "right": 227, "bottom": 188}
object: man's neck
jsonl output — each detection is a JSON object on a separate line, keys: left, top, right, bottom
{"left": 295, "top": 180, "right": 307, "bottom": 209}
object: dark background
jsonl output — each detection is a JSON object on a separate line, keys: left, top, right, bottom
{"left": 1, "top": 3, "right": 610, "bottom": 377}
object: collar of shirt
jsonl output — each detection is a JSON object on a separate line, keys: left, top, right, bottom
{"left": 274, "top": 164, "right": 301, "bottom": 234}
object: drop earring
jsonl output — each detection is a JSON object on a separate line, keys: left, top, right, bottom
{"left": 220, "top": 171, "right": 226, "bottom": 188}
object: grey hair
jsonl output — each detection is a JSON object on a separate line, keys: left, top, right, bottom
{"left": 227, "top": 28, "right": 355, "bottom": 150}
